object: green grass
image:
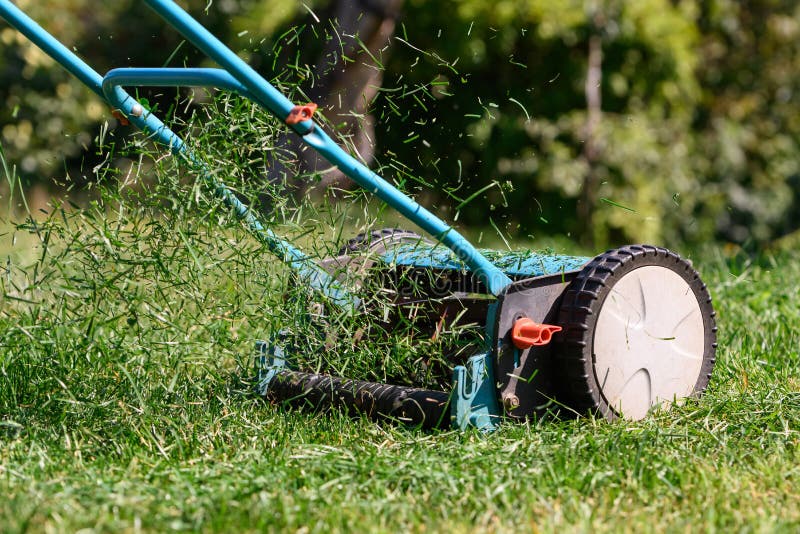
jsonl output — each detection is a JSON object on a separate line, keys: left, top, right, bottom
{"left": 0, "top": 87, "right": 798, "bottom": 531}
{"left": 0, "top": 201, "right": 799, "bottom": 533}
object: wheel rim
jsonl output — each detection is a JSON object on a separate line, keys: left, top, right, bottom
{"left": 592, "top": 265, "right": 705, "bottom": 420}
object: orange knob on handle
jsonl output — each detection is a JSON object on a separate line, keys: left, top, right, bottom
{"left": 511, "top": 318, "right": 562, "bottom": 349}
{"left": 285, "top": 103, "right": 318, "bottom": 125}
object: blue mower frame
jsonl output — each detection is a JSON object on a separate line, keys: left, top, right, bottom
{"left": 0, "top": 0, "right": 717, "bottom": 431}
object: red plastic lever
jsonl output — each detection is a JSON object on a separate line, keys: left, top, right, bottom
{"left": 285, "top": 103, "right": 318, "bottom": 125}
{"left": 511, "top": 318, "right": 562, "bottom": 349}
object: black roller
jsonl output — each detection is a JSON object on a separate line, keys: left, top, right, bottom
{"left": 266, "top": 370, "right": 451, "bottom": 429}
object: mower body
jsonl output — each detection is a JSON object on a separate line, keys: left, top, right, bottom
{"left": 1, "top": 0, "right": 717, "bottom": 431}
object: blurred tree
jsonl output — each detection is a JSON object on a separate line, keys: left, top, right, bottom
{"left": 579, "top": 1, "right": 607, "bottom": 247}
{"left": 375, "top": 0, "right": 701, "bottom": 246}
{"left": 693, "top": 0, "right": 800, "bottom": 245}
{"left": 244, "top": 0, "right": 407, "bottom": 190}
{"left": 303, "top": 0, "right": 405, "bottom": 188}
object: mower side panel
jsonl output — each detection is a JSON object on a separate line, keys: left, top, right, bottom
{"left": 493, "top": 273, "right": 580, "bottom": 419}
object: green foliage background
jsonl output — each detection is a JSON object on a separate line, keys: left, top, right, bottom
{"left": 2, "top": 0, "right": 800, "bottom": 247}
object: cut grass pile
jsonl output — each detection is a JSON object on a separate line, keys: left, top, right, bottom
{"left": 0, "top": 198, "right": 798, "bottom": 532}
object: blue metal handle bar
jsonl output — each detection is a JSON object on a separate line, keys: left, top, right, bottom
{"left": 104, "top": 68, "right": 255, "bottom": 100}
{"left": 0, "top": 0, "right": 513, "bottom": 296}
{"left": 142, "top": 0, "right": 514, "bottom": 296}
{"left": 0, "top": 1, "right": 358, "bottom": 312}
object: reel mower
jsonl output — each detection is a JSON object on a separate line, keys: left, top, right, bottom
{"left": 0, "top": 0, "right": 717, "bottom": 431}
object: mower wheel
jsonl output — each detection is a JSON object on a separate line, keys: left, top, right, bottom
{"left": 557, "top": 245, "right": 717, "bottom": 420}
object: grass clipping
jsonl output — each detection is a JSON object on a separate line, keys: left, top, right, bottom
{"left": 0, "top": 85, "right": 485, "bottom": 426}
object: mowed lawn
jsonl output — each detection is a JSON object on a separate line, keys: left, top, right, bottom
{"left": 0, "top": 212, "right": 798, "bottom": 533}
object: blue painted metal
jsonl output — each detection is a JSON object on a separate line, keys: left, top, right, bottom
{"left": 0, "top": 3, "right": 354, "bottom": 308}
{"left": 450, "top": 301, "right": 502, "bottom": 431}
{"left": 297, "top": 129, "right": 514, "bottom": 295}
{"left": 104, "top": 68, "right": 256, "bottom": 99}
{"left": 383, "top": 243, "right": 590, "bottom": 279}
{"left": 141, "top": 0, "right": 305, "bottom": 131}
{"left": 0, "top": 4, "right": 357, "bottom": 310}
{"left": 141, "top": 0, "right": 514, "bottom": 297}
{"left": 254, "top": 337, "right": 288, "bottom": 397}
{"left": 451, "top": 351, "right": 501, "bottom": 431}
{"left": 0, "top": 0, "right": 514, "bottom": 297}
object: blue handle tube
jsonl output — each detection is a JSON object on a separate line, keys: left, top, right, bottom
{"left": 0, "top": 0, "right": 514, "bottom": 297}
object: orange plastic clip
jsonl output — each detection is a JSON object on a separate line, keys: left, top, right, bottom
{"left": 111, "top": 109, "right": 129, "bottom": 126}
{"left": 285, "top": 103, "right": 318, "bottom": 125}
{"left": 511, "top": 317, "right": 562, "bottom": 349}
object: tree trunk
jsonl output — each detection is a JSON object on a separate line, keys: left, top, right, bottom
{"left": 579, "top": 17, "right": 603, "bottom": 246}
{"left": 269, "top": 0, "right": 404, "bottom": 195}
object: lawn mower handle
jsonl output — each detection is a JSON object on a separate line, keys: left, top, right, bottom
{"left": 142, "top": 0, "right": 513, "bottom": 296}
{"left": 0, "top": 0, "right": 513, "bottom": 298}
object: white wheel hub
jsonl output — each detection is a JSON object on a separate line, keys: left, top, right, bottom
{"left": 593, "top": 265, "right": 705, "bottom": 420}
